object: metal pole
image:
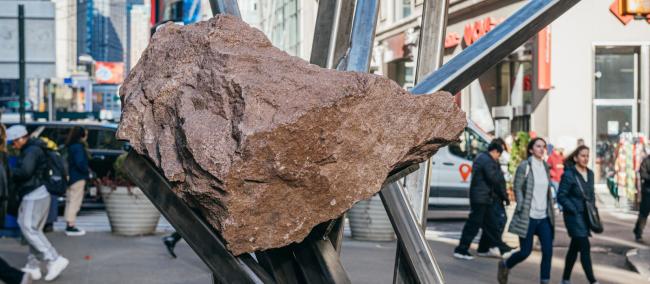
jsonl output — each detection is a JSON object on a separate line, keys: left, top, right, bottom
{"left": 411, "top": 0, "right": 581, "bottom": 95}
{"left": 209, "top": 0, "right": 241, "bottom": 18}
{"left": 380, "top": 183, "right": 444, "bottom": 284}
{"left": 345, "top": 0, "right": 379, "bottom": 73}
{"left": 18, "top": 4, "right": 25, "bottom": 124}
{"left": 395, "top": 1, "right": 449, "bottom": 282}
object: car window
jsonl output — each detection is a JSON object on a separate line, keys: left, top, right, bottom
{"left": 448, "top": 127, "right": 489, "bottom": 161}
{"left": 95, "top": 129, "right": 123, "bottom": 150}
{"left": 39, "top": 127, "right": 69, "bottom": 147}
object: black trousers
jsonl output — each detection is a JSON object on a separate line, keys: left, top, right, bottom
{"left": 634, "top": 189, "right": 650, "bottom": 237}
{"left": 457, "top": 203, "right": 506, "bottom": 252}
{"left": 562, "top": 237, "right": 596, "bottom": 283}
{"left": 0, "top": 256, "right": 24, "bottom": 284}
{"left": 478, "top": 201, "right": 507, "bottom": 252}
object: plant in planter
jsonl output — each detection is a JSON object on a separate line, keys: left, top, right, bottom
{"left": 96, "top": 153, "right": 161, "bottom": 236}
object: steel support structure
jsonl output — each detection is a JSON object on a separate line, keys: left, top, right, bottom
{"left": 395, "top": 1, "right": 449, "bottom": 283}
{"left": 120, "top": 0, "right": 583, "bottom": 283}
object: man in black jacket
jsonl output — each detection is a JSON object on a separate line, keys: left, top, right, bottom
{"left": 454, "top": 141, "right": 511, "bottom": 260}
{"left": 6, "top": 126, "right": 68, "bottom": 281}
{"left": 634, "top": 154, "right": 650, "bottom": 242}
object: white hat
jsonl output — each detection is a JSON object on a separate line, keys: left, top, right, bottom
{"left": 6, "top": 125, "right": 28, "bottom": 142}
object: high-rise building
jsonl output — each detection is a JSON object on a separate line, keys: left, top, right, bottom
{"left": 77, "top": 0, "right": 128, "bottom": 62}
{"left": 129, "top": 3, "right": 150, "bottom": 69}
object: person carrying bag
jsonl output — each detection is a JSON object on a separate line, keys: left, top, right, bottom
{"left": 557, "top": 145, "right": 600, "bottom": 284}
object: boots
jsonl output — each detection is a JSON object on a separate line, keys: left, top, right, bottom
{"left": 634, "top": 217, "right": 647, "bottom": 242}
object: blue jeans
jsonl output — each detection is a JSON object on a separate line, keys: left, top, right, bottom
{"left": 505, "top": 217, "right": 553, "bottom": 281}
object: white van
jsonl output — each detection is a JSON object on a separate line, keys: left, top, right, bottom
{"left": 428, "top": 119, "right": 492, "bottom": 217}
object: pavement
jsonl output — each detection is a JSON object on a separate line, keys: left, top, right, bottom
{"left": 0, "top": 204, "right": 646, "bottom": 284}
{"left": 0, "top": 185, "right": 647, "bottom": 283}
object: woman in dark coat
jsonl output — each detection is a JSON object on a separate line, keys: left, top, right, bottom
{"left": 557, "top": 145, "right": 598, "bottom": 284}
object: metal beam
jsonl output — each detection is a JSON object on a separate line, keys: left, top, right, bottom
{"left": 395, "top": 1, "right": 450, "bottom": 283}
{"left": 209, "top": 0, "right": 241, "bottom": 17}
{"left": 122, "top": 152, "right": 272, "bottom": 284}
{"left": 346, "top": 0, "right": 380, "bottom": 72}
{"left": 411, "top": 0, "right": 581, "bottom": 95}
{"left": 380, "top": 183, "right": 444, "bottom": 284}
{"left": 310, "top": 0, "right": 356, "bottom": 69}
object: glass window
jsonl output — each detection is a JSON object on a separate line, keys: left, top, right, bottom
{"left": 595, "top": 50, "right": 636, "bottom": 99}
{"left": 448, "top": 128, "right": 489, "bottom": 161}
{"left": 396, "top": 0, "right": 412, "bottom": 20}
{"left": 96, "top": 129, "right": 124, "bottom": 150}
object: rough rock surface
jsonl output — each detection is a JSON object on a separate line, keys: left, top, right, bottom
{"left": 117, "top": 15, "right": 466, "bottom": 255}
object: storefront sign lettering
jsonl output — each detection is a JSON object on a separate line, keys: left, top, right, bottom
{"left": 463, "top": 17, "right": 505, "bottom": 46}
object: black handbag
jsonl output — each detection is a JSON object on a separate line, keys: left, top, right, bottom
{"left": 575, "top": 175, "right": 604, "bottom": 234}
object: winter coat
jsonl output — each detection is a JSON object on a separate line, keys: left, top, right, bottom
{"left": 508, "top": 157, "right": 555, "bottom": 238}
{"left": 547, "top": 151, "right": 565, "bottom": 183}
{"left": 469, "top": 152, "right": 507, "bottom": 205}
{"left": 557, "top": 166, "right": 594, "bottom": 238}
{"left": 12, "top": 138, "right": 49, "bottom": 198}
{"left": 67, "top": 142, "right": 90, "bottom": 185}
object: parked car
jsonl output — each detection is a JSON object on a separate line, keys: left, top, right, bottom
{"left": 5, "top": 121, "right": 126, "bottom": 209}
{"left": 428, "top": 119, "right": 491, "bottom": 218}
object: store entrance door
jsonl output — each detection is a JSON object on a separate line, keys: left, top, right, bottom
{"left": 593, "top": 46, "right": 639, "bottom": 187}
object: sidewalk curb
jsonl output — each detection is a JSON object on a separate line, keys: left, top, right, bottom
{"left": 626, "top": 248, "right": 650, "bottom": 281}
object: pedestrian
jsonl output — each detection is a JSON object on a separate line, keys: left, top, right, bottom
{"left": 454, "top": 140, "right": 512, "bottom": 260}
{"left": 557, "top": 145, "right": 599, "bottom": 284}
{"left": 477, "top": 138, "right": 514, "bottom": 258}
{"left": 63, "top": 126, "right": 89, "bottom": 236}
{"left": 547, "top": 146, "right": 565, "bottom": 208}
{"left": 635, "top": 152, "right": 650, "bottom": 242}
{"left": 6, "top": 125, "right": 68, "bottom": 281}
{"left": 162, "top": 232, "right": 182, "bottom": 258}
{"left": 498, "top": 137, "right": 555, "bottom": 284}
{"left": 0, "top": 256, "right": 32, "bottom": 284}
{"left": 0, "top": 124, "right": 9, "bottom": 229}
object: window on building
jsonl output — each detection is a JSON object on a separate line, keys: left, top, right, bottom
{"left": 395, "top": 0, "right": 413, "bottom": 21}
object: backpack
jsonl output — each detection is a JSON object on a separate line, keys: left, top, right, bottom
{"left": 41, "top": 147, "right": 69, "bottom": 196}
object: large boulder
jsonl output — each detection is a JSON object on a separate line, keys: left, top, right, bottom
{"left": 117, "top": 15, "right": 466, "bottom": 255}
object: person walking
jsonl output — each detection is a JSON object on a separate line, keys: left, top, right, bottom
{"left": 454, "top": 141, "right": 512, "bottom": 260}
{"left": 547, "top": 146, "right": 565, "bottom": 208}
{"left": 6, "top": 125, "right": 68, "bottom": 281}
{"left": 0, "top": 256, "right": 32, "bottom": 284}
{"left": 558, "top": 145, "right": 599, "bottom": 284}
{"left": 498, "top": 138, "right": 555, "bottom": 284}
{"left": 162, "top": 232, "right": 182, "bottom": 258}
{"left": 0, "top": 124, "right": 9, "bottom": 230}
{"left": 63, "top": 126, "right": 89, "bottom": 236}
{"left": 477, "top": 138, "right": 513, "bottom": 258}
{"left": 634, "top": 153, "right": 650, "bottom": 242}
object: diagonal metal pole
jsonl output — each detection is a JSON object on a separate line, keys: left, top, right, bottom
{"left": 411, "top": 0, "right": 581, "bottom": 95}
{"left": 396, "top": 1, "right": 449, "bottom": 283}
{"left": 209, "top": 0, "right": 241, "bottom": 18}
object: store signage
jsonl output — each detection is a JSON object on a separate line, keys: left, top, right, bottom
{"left": 537, "top": 27, "right": 552, "bottom": 90}
{"left": 620, "top": 0, "right": 650, "bottom": 15}
{"left": 463, "top": 17, "right": 505, "bottom": 46}
{"left": 95, "top": 62, "right": 125, "bottom": 84}
{"left": 445, "top": 32, "right": 460, "bottom": 49}
{"left": 611, "top": 0, "right": 635, "bottom": 24}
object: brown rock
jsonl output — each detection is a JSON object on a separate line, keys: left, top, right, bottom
{"left": 117, "top": 15, "right": 466, "bottom": 255}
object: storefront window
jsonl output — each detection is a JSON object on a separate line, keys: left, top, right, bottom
{"left": 594, "top": 46, "right": 639, "bottom": 185}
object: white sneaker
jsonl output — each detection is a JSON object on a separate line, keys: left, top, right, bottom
{"left": 21, "top": 266, "right": 41, "bottom": 281}
{"left": 44, "top": 256, "right": 69, "bottom": 281}
{"left": 477, "top": 247, "right": 501, "bottom": 258}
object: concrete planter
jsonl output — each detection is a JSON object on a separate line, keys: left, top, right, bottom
{"left": 348, "top": 194, "right": 395, "bottom": 241}
{"left": 100, "top": 186, "right": 161, "bottom": 236}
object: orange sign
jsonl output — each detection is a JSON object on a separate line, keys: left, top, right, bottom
{"left": 463, "top": 17, "right": 505, "bottom": 46}
{"left": 537, "top": 27, "right": 551, "bottom": 90}
{"left": 620, "top": 0, "right": 650, "bottom": 15}
{"left": 445, "top": 32, "right": 460, "bottom": 49}
{"left": 459, "top": 164, "right": 472, "bottom": 182}
{"left": 95, "top": 62, "right": 125, "bottom": 84}
{"left": 611, "top": 0, "right": 635, "bottom": 24}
